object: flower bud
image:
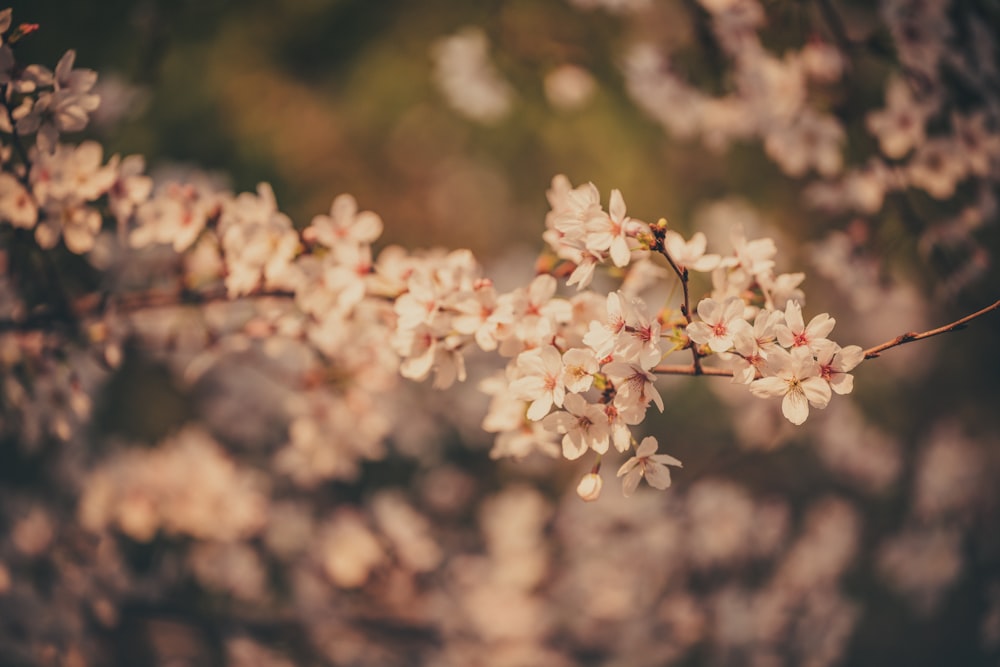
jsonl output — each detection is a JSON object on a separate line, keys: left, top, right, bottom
{"left": 576, "top": 473, "right": 603, "bottom": 502}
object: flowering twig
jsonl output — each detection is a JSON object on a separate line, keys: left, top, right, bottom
{"left": 862, "top": 298, "right": 1000, "bottom": 359}
{"left": 650, "top": 299, "right": 1000, "bottom": 376}
{"left": 651, "top": 363, "right": 734, "bottom": 377}
{"left": 651, "top": 219, "right": 702, "bottom": 374}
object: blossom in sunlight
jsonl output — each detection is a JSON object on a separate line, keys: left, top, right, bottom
{"left": 750, "top": 346, "right": 831, "bottom": 425}
{"left": 509, "top": 345, "right": 566, "bottom": 421}
{"left": 304, "top": 193, "right": 383, "bottom": 249}
{"left": 543, "top": 392, "right": 611, "bottom": 460}
{"left": 687, "top": 296, "right": 752, "bottom": 353}
{"left": 815, "top": 340, "right": 864, "bottom": 395}
{"left": 728, "top": 308, "right": 783, "bottom": 384}
{"left": 775, "top": 300, "right": 835, "bottom": 354}
{"left": 587, "top": 188, "right": 638, "bottom": 267}
{"left": 663, "top": 229, "right": 721, "bottom": 272}
{"left": 616, "top": 436, "right": 682, "bottom": 496}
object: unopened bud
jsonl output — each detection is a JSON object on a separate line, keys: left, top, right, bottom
{"left": 576, "top": 473, "right": 603, "bottom": 502}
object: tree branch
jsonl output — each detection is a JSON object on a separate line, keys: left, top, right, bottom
{"left": 652, "top": 299, "right": 1000, "bottom": 375}
{"left": 862, "top": 298, "right": 1000, "bottom": 359}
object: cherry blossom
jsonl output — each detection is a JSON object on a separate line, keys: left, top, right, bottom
{"left": 774, "top": 300, "right": 836, "bottom": 354}
{"left": 815, "top": 340, "right": 865, "bottom": 396}
{"left": 749, "top": 346, "right": 832, "bottom": 425}
{"left": 616, "top": 436, "right": 683, "bottom": 496}
{"left": 687, "top": 296, "right": 752, "bottom": 354}
{"left": 509, "top": 345, "right": 566, "bottom": 421}
{"left": 542, "top": 393, "right": 611, "bottom": 460}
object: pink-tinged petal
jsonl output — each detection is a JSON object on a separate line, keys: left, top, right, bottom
{"left": 649, "top": 386, "right": 665, "bottom": 412}
{"left": 540, "top": 345, "right": 563, "bottom": 371}
{"left": 708, "top": 334, "right": 734, "bottom": 354}
{"left": 588, "top": 433, "right": 610, "bottom": 455}
{"left": 686, "top": 321, "right": 713, "bottom": 346}
{"left": 722, "top": 296, "right": 745, "bottom": 322}
{"left": 562, "top": 432, "right": 587, "bottom": 460}
{"left": 606, "top": 291, "right": 624, "bottom": 323}
{"left": 55, "top": 50, "right": 76, "bottom": 82}
{"left": 644, "top": 464, "right": 673, "bottom": 490}
{"left": 353, "top": 211, "right": 383, "bottom": 243}
{"left": 611, "top": 424, "right": 632, "bottom": 452}
{"left": 690, "top": 254, "right": 721, "bottom": 272}
{"left": 609, "top": 189, "right": 627, "bottom": 222}
{"left": 835, "top": 345, "right": 864, "bottom": 372}
{"left": 805, "top": 313, "right": 836, "bottom": 340}
{"left": 620, "top": 469, "right": 642, "bottom": 497}
{"left": 790, "top": 346, "right": 820, "bottom": 376}
{"left": 567, "top": 258, "right": 596, "bottom": 289}
{"left": 696, "top": 298, "right": 721, "bottom": 323}
{"left": 526, "top": 394, "right": 554, "bottom": 421}
{"left": 552, "top": 383, "right": 566, "bottom": 409}
{"left": 801, "top": 377, "right": 832, "bottom": 407}
{"left": 563, "top": 392, "right": 588, "bottom": 414}
{"left": 529, "top": 274, "right": 557, "bottom": 303}
{"left": 542, "top": 411, "right": 575, "bottom": 433}
{"left": 783, "top": 300, "right": 804, "bottom": 331}
{"left": 689, "top": 231, "right": 707, "bottom": 255}
{"left": 610, "top": 236, "right": 631, "bottom": 267}
{"left": 651, "top": 453, "right": 683, "bottom": 467}
{"left": 509, "top": 375, "right": 544, "bottom": 400}
{"left": 814, "top": 339, "right": 838, "bottom": 365}
{"left": 782, "top": 389, "right": 810, "bottom": 425}
{"left": 750, "top": 376, "right": 787, "bottom": 398}
{"left": 829, "top": 373, "right": 854, "bottom": 395}
{"left": 635, "top": 436, "right": 658, "bottom": 457}
{"left": 400, "top": 344, "right": 436, "bottom": 381}
{"left": 616, "top": 457, "right": 639, "bottom": 477}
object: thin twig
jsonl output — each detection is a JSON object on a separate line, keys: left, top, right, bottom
{"left": 862, "top": 298, "right": 1000, "bottom": 359}
{"left": 652, "top": 363, "right": 733, "bottom": 377}
{"left": 651, "top": 299, "right": 1000, "bottom": 375}
{"left": 653, "top": 221, "right": 702, "bottom": 374}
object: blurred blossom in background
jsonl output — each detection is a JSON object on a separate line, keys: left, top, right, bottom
{"left": 1, "top": 1, "right": 1000, "bottom": 666}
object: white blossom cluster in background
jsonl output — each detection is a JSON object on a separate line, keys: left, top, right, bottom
{"left": 1, "top": 3, "right": 999, "bottom": 667}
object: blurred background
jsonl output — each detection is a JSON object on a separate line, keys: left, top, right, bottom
{"left": 3, "top": 0, "right": 1000, "bottom": 666}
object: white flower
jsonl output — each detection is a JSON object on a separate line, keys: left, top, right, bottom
{"left": 561, "top": 347, "right": 599, "bottom": 393}
{"left": 729, "top": 308, "right": 783, "bottom": 384}
{"left": 509, "top": 345, "right": 566, "bottom": 421}
{"left": 603, "top": 360, "right": 664, "bottom": 413}
{"left": 815, "top": 340, "right": 864, "bottom": 395}
{"left": 749, "top": 346, "right": 831, "bottom": 425}
{"left": 586, "top": 188, "right": 635, "bottom": 267}
{"left": 583, "top": 291, "right": 630, "bottom": 358}
{"left": 305, "top": 193, "right": 383, "bottom": 249}
{"left": 542, "top": 393, "right": 610, "bottom": 460}
{"left": 616, "top": 436, "right": 682, "bottom": 496}
{"left": 663, "top": 229, "right": 721, "bottom": 272}
{"left": 775, "top": 300, "right": 835, "bottom": 353}
{"left": 686, "top": 296, "right": 752, "bottom": 353}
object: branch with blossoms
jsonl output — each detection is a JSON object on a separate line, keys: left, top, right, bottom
{"left": 0, "top": 7, "right": 998, "bottom": 505}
